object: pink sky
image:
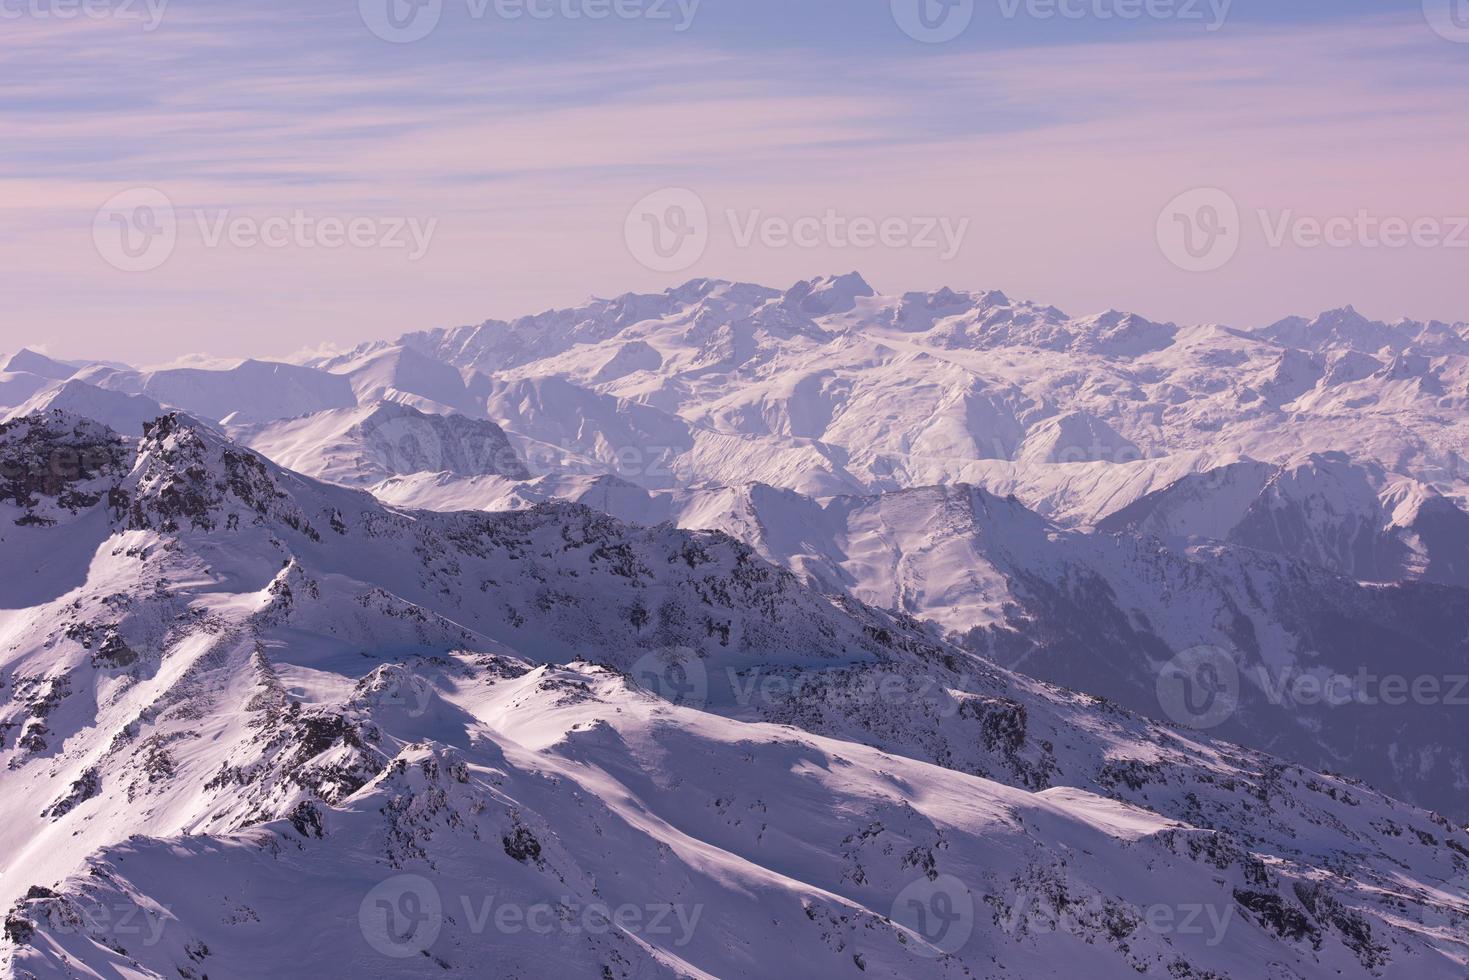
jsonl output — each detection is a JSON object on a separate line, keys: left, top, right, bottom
{"left": 3, "top": 11, "right": 1467, "bottom": 363}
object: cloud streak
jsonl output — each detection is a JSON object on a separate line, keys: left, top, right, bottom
{"left": 2, "top": 7, "right": 1464, "bottom": 362}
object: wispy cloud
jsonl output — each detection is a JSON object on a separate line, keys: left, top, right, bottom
{"left": 2, "top": 6, "right": 1464, "bottom": 362}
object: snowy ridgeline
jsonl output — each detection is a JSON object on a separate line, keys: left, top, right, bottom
{"left": 3, "top": 278, "right": 1469, "bottom": 977}
{"left": 5, "top": 275, "right": 1469, "bottom": 513}
{"left": 0, "top": 409, "right": 1465, "bottom": 978}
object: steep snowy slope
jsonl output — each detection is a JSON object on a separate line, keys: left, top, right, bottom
{"left": 84, "top": 359, "right": 356, "bottom": 424}
{"left": 2, "top": 351, "right": 81, "bottom": 383}
{"left": 366, "top": 472, "right": 1469, "bottom": 818}
{"left": 326, "top": 345, "right": 484, "bottom": 418}
{"left": 4, "top": 380, "right": 167, "bottom": 437}
{"left": 0, "top": 372, "right": 51, "bottom": 414}
{"left": 1101, "top": 454, "right": 1469, "bottom": 586}
{"left": 9, "top": 274, "right": 1469, "bottom": 977}
{"left": 229, "top": 401, "right": 529, "bottom": 488}
{"left": 2, "top": 411, "right": 1468, "bottom": 979}
{"left": 718, "top": 482, "right": 1469, "bottom": 819}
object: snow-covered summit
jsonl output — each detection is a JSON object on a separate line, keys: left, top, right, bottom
{"left": 3, "top": 413, "right": 1468, "bottom": 978}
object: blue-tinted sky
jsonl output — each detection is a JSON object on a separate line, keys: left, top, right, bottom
{"left": 2, "top": 0, "right": 1466, "bottom": 363}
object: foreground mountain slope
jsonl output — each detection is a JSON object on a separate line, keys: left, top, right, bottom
{"left": 366, "top": 469, "right": 1469, "bottom": 818}
{"left": 13, "top": 658, "right": 1469, "bottom": 979}
{"left": 3, "top": 411, "right": 1468, "bottom": 978}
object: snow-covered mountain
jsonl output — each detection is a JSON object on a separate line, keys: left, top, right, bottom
{"left": 10, "top": 277, "right": 1467, "bottom": 520}
{"left": 80, "top": 359, "right": 357, "bottom": 425}
{"left": 383, "top": 474, "right": 1469, "bottom": 818}
{"left": 279, "top": 276, "right": 1469, "bottom": 518}
{"left": 3, "top": 410, "right": 1468, "bottom": 979}
{"left": 4, "top": 380, "right": 168, "bottom": 438}
{"left": 3, "top": 351, "right": 84, "bottom": 383}
{"left": 1100, "top": 454, "right": 1469, "bottom": 586}
{"left": 0, "top": 350, "right": 113, "bottom": 420}
{"left": 227, "top": 401, "right": 529, "bottom": 489}
{"left": 322, "top": 345, "right": 488, "bottom": 418}
{"left": 6, "top": 277, "right": 1469, "bottom": 977}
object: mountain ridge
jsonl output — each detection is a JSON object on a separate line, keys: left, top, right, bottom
{"left": 3, "top": 409, "right": 1468, "bottom": 977}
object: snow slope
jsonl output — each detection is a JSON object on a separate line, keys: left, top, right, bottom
{"left": 9, "top": 274, "right": 1469, "bottom": 978}
{"left": 5, "top": 380, "right": 167, "bottom": 438}
{"left": 228, "top": 401, "right": 528, "bottom": 488}
{"left": 1101, "top": 454, "right": 1469, "bottom": 586}
{"left": 84, "top": 360, "right": 356, "bottom": 425}
{"left": 2, "top": 411, "right": 1467, "bottom": 979}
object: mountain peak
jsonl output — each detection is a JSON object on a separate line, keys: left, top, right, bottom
{"left": 1315, "top": 304, "right": 1369, "bottom": 324}
{"left": 781, "top": 272, "right": 875, "bottom": 316}
{"left": 125, "top": 411, "right": 333, "bottom": 539}
{"left": 4, "top": 348, "right": 80, "bottom": 381}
